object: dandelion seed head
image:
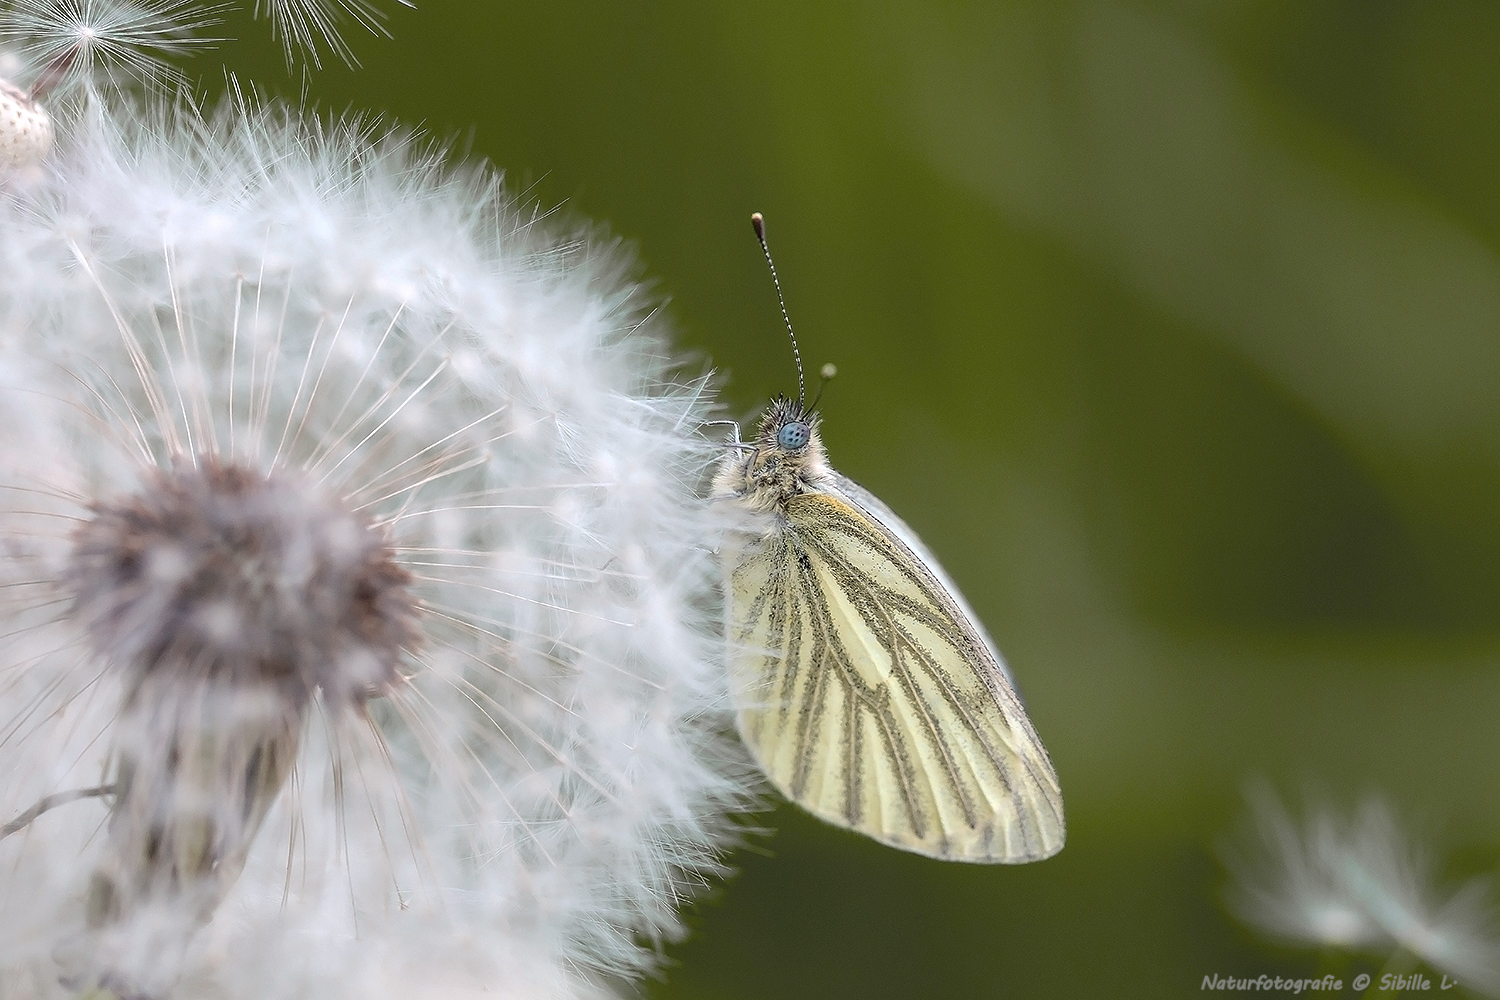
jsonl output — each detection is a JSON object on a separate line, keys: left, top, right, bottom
{"left": 0, "top": 0, "right": 218, "bottom": 102}
{"left": 0, "top": 100, "right": 751, "bottom": 997}
{"left": 68, "top": 460, "right": 418, "bottom": 707}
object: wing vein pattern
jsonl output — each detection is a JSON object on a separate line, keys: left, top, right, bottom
{"left": 728, "top": 489, "right": 1064, "bottom": 862}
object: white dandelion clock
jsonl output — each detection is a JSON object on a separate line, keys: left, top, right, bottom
{"left": 1224, "top": 785, "right": 1500, "bottom": 997}
{"left": 0, "top": 103, "right": 748, "bottom": 998}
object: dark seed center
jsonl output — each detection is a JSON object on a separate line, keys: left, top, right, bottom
{"left": 68, "top": 458, "right": 418, "bottom": 707}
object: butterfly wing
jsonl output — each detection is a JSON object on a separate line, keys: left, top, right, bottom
{"left": 829, "top": 473, "right": 1023, "bottom": 691}
{"left": 726, "top": 482, "right": 1064, "bottom": 863}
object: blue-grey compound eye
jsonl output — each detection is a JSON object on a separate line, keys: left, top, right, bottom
{"left": 777, "top": 421, "right": 811, "bottom": 450}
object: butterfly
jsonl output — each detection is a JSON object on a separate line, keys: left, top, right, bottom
{"left": 711, "top": 214, "right": 1064, "bottom": 863}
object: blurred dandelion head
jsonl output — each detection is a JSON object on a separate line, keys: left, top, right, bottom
{"left": 0, "top": 0, "right": 411, "bottom": 190}
{"left": 0, "top": 98, "right": 749, "bottom": 998}
{"left": 1223, "top": 784, "right": 1500, "bottom": 997}
{"left": 0, "top": 0, "right": 410, "bottom": 124}
{"left": 0, "top": 0, "right": 216, "bottom": 100}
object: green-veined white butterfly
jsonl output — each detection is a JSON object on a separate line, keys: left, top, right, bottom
{"left": 711, "top": 213, "right": 1064, "bottom": 863}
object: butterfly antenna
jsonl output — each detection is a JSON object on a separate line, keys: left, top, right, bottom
{"left": 808, "top": 363, "right": 837, "bottom": 412}
{"left": 751, "top": 212, "right": 805, "bottom": 408}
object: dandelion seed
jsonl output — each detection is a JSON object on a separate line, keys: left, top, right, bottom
{"left": 1224, "top": 784, "right": 1500, "bottom": 997}
{"left": 252, "top": 0, "right": 410, "bottom": 69}
{"left": 0, "top": 0, "right": 219, "bottom": 101}
{"left": 0, "top": 0, "right": 412, "bottom": 119}
{"left": 0, "top": 99, "right": 750, "bottom": 998}
{"left": 0, "top": 75, "right": 51, "bottom": 172}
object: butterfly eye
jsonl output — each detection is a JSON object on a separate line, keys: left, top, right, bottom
{"left": 777, "top": 421, "right": 811, "bottom": 450}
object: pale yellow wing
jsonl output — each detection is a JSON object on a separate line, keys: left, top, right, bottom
{"left": 726, "top": 488, "right": 1064, "bottom": 863}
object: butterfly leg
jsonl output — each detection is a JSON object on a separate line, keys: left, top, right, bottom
{"left": 703, "top": 419, "right": 754, "bottom": 451}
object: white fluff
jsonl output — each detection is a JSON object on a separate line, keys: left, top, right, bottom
{"left": 1225, "top": 785, "right": 1500, "bottom": 996}
{"left": 0, "top": 0, "right": 405, "bottom": 93}
{"left": 0, "top": 100, "right": 750, "bottom": 998}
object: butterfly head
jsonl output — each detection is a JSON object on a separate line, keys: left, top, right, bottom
{"left": 712, "top": 396, "right": 830, "bottom": 512}
{"left": 755, "top": 395, "right": 811, "bottom": 449}
{"left": 754, "top": 395, "right": 830, "bottom": 487}
{"left": 760, "top": 359, "right": 836, "bottom": 455}
{"left": 755, "top": 395, "right": 822, "bottom": 456}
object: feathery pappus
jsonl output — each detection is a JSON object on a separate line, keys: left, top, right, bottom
{"left": 1225, "top": 785, "right": 1500, "bottom": 997}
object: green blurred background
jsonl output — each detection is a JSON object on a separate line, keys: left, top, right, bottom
{"left": 210, "top": 2, "right": 1500, "bottom": 996}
